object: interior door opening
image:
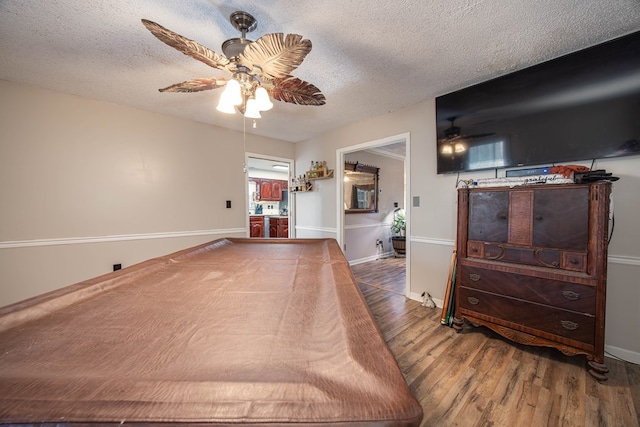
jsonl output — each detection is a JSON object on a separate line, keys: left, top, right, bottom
{"left": 247, "top": 156, "right": 292, "bottom": 239}
{"left": 336, "top": 133, "right": 410, "bottom": 297}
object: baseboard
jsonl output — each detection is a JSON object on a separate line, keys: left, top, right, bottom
{"left": 605, "top": 344, "right": 640, "bottom": 365}
{"left": 409, "top": 291, "right": 443, "bottom": 308}
{"left": 349, "top": 255, "right": 380, "bottom": 265}
{"left": 349, "top": 251, "right": 397, "bottom": 266}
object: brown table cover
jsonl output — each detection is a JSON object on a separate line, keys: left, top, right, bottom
{"left": 0, "top": 238, "right": 423, "bottom": 426}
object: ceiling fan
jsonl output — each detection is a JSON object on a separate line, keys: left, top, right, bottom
{"left": 141, "top": 11, "right": 325, "bottom": 118}
{"left": 439, "top": 117, "right": 494, "bottom": 155}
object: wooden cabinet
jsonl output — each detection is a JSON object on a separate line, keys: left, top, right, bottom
{"left": 269, "top": 217, "right": 289, "bottom": 238}
{"left": 249, "top": 216, "right": 264, "bottom": 238}
{"left": 453, "top": 182, "right": 610, "bottom": 379}
{"left": 272, "top": 180, "right": 283, "bottom": 199}
{"left": 257, "top": 179, "right": 285, "bottom": 201}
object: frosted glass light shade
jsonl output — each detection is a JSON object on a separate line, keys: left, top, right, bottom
{"left": 223, "top": 79, "right": 243, "bottom": 105}
{"left": 254, "top": 87, "right": 273, "bottom": 111}
{"left": 216, "top": 92, "right": 237, "bottom": 114}
{"left": 244, "top": 98, "right": 262, "bottom": 119}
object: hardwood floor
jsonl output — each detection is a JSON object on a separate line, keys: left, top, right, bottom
{"left": 351, "top": 257, "right": 640, "bottom": 427}
{"left": 350, "top": 256, "right": 406, "bottom": 295}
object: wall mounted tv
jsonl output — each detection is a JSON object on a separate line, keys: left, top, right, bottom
{"left": 436, "top": 31, "right": 640, "bottom": 174}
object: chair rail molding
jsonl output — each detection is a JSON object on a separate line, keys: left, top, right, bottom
{"left": 0, "top": 228, "right": 245, "bottom": 249}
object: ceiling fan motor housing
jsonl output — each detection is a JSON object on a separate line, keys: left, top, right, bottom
{"left": 222, "top": 38, "right": 253, "bottom": 59}
{"left": 444, "top": 125, "right": 461, "bottom": 139}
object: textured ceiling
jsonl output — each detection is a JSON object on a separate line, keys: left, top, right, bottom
{"left": 1, "top": 0, "right": 640, "bottom": 143}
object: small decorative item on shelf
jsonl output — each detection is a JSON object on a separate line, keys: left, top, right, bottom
{"left": 307, "top": 160, "right": 334, "bottom": 179}
{"left": 290, "top": 175, "right": 313, "bottom": 192}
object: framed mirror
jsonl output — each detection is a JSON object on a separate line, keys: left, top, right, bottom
{"left": 344, "top": 161, "right": 379, "bottom": 213}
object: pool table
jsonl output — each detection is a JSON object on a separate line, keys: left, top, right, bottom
{"left": 0, "top": 238, "right": 422, "bottom": 426}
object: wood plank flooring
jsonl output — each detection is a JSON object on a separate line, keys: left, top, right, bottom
{"left": 351, "top": 257, "right": 640, "bottom": 427}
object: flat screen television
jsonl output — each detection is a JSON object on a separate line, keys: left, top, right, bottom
{"left": 435, "top": 31, "right": 640, "bottom": 174}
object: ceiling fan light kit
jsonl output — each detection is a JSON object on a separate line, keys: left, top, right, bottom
{"left": 142, "top": 10, "right": 325, "bottom": 120}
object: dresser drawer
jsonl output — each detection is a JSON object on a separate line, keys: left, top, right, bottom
{"left": 457, "top": 265, "right": 596, "bottom": 314}
{"left": 466, "top": 241, "right": 586, "bottom": 273}
{"left": 458, "top": 287, "right": 595, "bottom": 345}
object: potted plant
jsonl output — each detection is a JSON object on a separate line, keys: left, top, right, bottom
{"left": 391, "top": 209, "right": 406, "bottom": 256}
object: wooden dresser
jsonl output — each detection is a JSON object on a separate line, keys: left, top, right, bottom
{"left": 453, "top": 182, "right": 611, "bottom": 379}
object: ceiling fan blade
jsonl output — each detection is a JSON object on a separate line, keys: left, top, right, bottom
{"left": 142, "top": 19, "right": 230, "bottom": 71}
{"left": 269, "top": 76, "right": 326, "bottom": 106}
{"left": 159, "top": 78, "right": 228, "bottom": 93}
{"left": 239, "top": 33, "right": 311, "bottom": 80}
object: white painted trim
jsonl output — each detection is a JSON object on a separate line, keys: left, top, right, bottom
{"left": 0, "top": 229, "right": 245, "bottom": 249}
{"left": 366, "top": 147, "right": 406, "bottom": 161}
{"left": 294, "top": 225, "right": 337, "bottom": 234}
{"left": 409, "top": 291, "right": 444, "bottom": 308}
{"left": 605, "top": 344, "right": 640, "bottom": 365}
{"left": 344, "top": 222, "right": 391, "bottom": 230}
{"left": 608, "top": 255, "right": 640, "bottom": 266}
{"left": 411, "top": 237, "right": 456, "bottom": 247}
{"left": 349, "top": 254, "right": 382, "bottom": 265}
{"left": 408, "top": 291, "right": 422, "bottom": 303}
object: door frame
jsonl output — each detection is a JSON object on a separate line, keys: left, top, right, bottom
{"left": 245, "top": 153, "right": 295, "bottom": 238}
{"left": 335, "top": 132, "right": 411, "bottom": 297}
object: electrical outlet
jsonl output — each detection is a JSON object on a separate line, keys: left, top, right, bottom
{"left": 113, "top": 264, "right": 122, "bottom": 271}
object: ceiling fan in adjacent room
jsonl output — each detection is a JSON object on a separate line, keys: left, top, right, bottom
{"left": 439, "top": 117, "right": 494, "bottom": 155}
{"left": 141, "top": 11, "right": 326, "bottom": 119}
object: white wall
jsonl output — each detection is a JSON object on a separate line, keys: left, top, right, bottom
{"left": 294, "top": 98, "right": 640, "bottom": 363}
{"left": 0, "top": 80, "right": 294, "bottom": 305}
{"left": 1, "top": 79, "right": 638, "bottom": 362}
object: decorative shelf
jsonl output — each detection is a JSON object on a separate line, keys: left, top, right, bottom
{"left": 307, "top": 169, "right": 334, "bottom": 180}
{"left": 290, "top": 181, "right": 313, "bottom": 193}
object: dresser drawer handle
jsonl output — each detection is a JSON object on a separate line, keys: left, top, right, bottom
{"left": 535, "top": 215, "right": 543, "bottom": 221}
{"left": 561, "top": 290, "right": 580, "bottom": 301}
{"left": 467, "top": 297, "right": 480, "bottom": 305}
{"left": 533, "top": 249, "right": 560, "bottom": 269}
{"left": 485, "top": 245, "right": 505, "bottom": 260}
{"left": 561, "top": 320, "right": 579, "bottom": 330}
{"left": 469, "top": 273, "right": 481, "bottom": 282}
{"left": 569, "top": 259, "right": 579, "bottom": 265}
{"left": 498, "top": 214, "right": 507, "bottom": 220}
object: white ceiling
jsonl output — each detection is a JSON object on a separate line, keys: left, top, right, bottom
{"left": 1, "top": 0, "right": 639, "bottom": 143}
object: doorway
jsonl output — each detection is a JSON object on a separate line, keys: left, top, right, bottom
{"left": 246, "top": 154, "right": 293, "bottom": 238}
{"left": 336, "top": 132, "right": 410, "bottom": 296}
